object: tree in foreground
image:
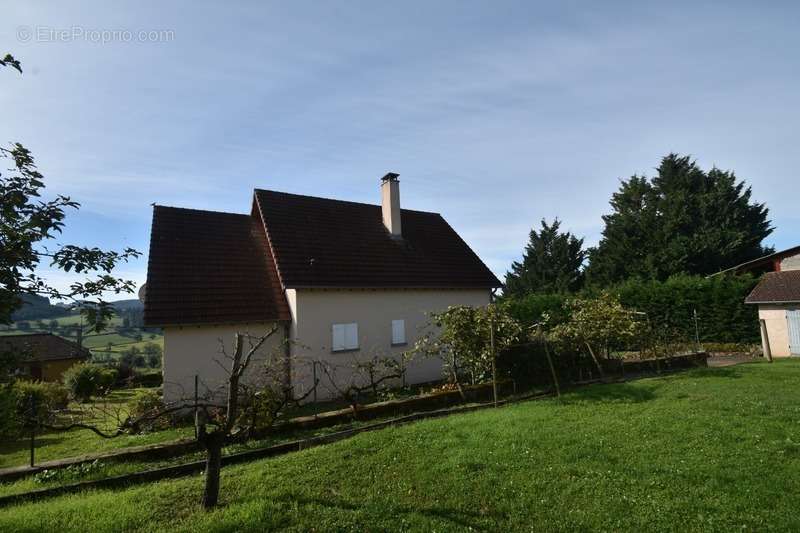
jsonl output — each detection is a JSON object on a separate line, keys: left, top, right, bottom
{"left": 1, "top": 53, "right": 139, "bottom": 330}
{"left": 317, "top": 351, "right": 408, "bottom": 417}
{"left": 504, "top": 218, "right": 586, "bottom": 297}
{"left": 587, "top": 153, "right": 773, "bottom": 285}
{"left": 413, "top": 304, "right": 522, "bottom": 399}
{"left": 549, "top": 292, "right": 642, "bottom": 376}
{"left": 41, "top": 329, "right": 317, "bottom": 509}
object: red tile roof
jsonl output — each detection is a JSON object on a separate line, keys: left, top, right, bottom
{"left": 144, "top": 190, "right": 501, "bottom": 326}
{"left": 745, "top": 271, "right": 800, "bottom": 304}
{"left": 144, "top": 206, "right": 290, "bottom": 326}
{"left": 254, "top": 189, "right": 502, "bottom": 289}
{"left": 0, "top": 333, "right": 90, "bottom": 362}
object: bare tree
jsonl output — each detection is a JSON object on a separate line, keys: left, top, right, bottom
{"left": 318, "top": 351, "right": 406, "bottom": 417}
{"left": 38, "top": 327, "right": 318, "bottom": 509}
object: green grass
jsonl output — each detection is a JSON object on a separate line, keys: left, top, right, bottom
{"left": 1, "top": 360, "right": 799, "bottom": 531}
{"left": 0, "top": 389, "right": 193, "bottom": 469}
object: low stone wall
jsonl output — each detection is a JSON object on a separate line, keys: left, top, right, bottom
{"left": 276, "top": 380, "right": 515, "bottom": 433}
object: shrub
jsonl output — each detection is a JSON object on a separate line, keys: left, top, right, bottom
{"left": 0, "top": 384, "right": 19, "bottom": 438}
{"left": 131, "top": 370, "right": 162, "bottom": 388}
{"left": 614, "top": 274, "right": 759, "bottom": 343}
{"left": 413, "top": 303, "right": 522, "bottom": 389}
{"left": 96, "top": 367, "right": 119, "bottom": 394}
{"left": 10, "top": 380, "right": 70, "bottom": 427}
{"left": 504, "top": 293, "right": 569, "bottom": 330}
{"left": 62, "top": 363, "right": 102, "bottom": 402}
{"left": 114, "top": 360, "right": 138, "bottom": 385}
{"left": 128, "top": 389, "right": 171, "bottom": 430}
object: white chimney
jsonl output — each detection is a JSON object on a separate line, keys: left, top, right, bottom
{"left": 381, "top": 172, "right": 402, "bottom": 237}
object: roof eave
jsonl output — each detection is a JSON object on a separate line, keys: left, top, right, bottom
{"left": 745, "top": 300, "right": 800, "bottom": 305}
{"left": 146, "top": 317, "right": 291, "bottom": 329}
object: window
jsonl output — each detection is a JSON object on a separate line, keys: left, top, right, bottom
{"left": 391, "top": 319, "right": 406, "bottom": 346}
{"left": 332, "top": 323, "right": 358, "bottom": 352}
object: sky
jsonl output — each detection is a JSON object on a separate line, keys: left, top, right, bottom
{"left": 2, "top": 1, "right": 799, "bottom": 297}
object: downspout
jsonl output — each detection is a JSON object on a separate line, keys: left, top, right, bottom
{"left": 283, "top": 322, "right": 292, "bottom": 394}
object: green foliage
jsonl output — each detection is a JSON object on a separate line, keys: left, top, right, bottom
{"left": 550, "top": 292, "right": 642, "bottom": 358}
{"left": 587, "top": 154, "right": 773, "bottom": 285}
{"left": 128, "top": 389, "right": 170, "bottom": 430}
{"left": 0, "top": 380, "right": 69, "bottom": 436}
{"left": 62, "top": 363, "right": 103, "bottom": 402}
{"left": 142, "top": 342, "right": 162, "bottom": 368}
{"left": 505, "top": 218, "right": 586, "bottom": 297}
{"left": 0, "top": 384, "right": 19, "bottom": 438}
{"left": 614, "top": 274, "right": 760, "bottom": 343}
{"left": 120, "top": 347, "right": 145, "bottom": 368}
{"left": 13, "top": 380, "right": 69, "bottom": 413}
{"left": 415, "top": 303, "right": 523, "bottom": 386}
{"left": 503, "top": 292, "right": 569, "bottom": 330}
{"left": 95, "top": 367, "right": 118, "bottom": 393}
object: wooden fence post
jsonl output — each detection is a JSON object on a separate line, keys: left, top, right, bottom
{"left": 29, "top": 394, "right": 36, "bottom": 467}
{"left": 759, "top": 319, "right": 773, "bottom": 363}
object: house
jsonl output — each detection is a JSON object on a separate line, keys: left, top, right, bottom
{"left": 744, "top": 246, "right": 800, "bottom": 357}
{"left": 143, "top": 173, "right": 502, "bottom": 403}
{"left": 713, "top": 245, "right": 800, "bottom": 276}
{"left": 1, "top": 333, "right": 90, "bottom": 381}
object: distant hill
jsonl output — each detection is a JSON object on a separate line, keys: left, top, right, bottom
{"left": 10, "top": 296, "right": 142, "bottom": 322}
{"left": 10, "top": 294, "right": 70, "bottom": 321}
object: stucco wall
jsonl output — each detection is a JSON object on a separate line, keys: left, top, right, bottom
{"left": 162, "top": 322, "right": 286, "bottom": 404}
{"left": 780, "top": 252, "right": 800, "bottom": 271}
{"left": 758, "top": 305, "right": 793, "bottom": 357}
{"left": 37, "top": 358, "right": 82, "bottom": 382}
{"left": 288, "top": 288, "right": 491, "bottom": 399}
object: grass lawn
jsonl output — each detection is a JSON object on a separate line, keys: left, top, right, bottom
{"left": 2, "top": 360, "right": 799, "bottom": 532}
{"left": 0, "top": 389, "right": 193, "bottom": 469}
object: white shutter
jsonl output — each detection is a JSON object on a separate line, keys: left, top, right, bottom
{"left": 332, "top": 324, "right": 346, "bottom": 351}
{"left": 345, "top": 323, "right": 359, "bottom": 350}
{"left": 332, "top": 323, "right": 359, "bottom": 351}
{"left": 392, "top": 319, "right": 406, "bottom": 345}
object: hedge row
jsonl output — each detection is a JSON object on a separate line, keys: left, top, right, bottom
{"left": 505, "top": 274, "right": 760, "bottom": 344}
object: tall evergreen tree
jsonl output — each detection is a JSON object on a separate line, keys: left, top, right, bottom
{"left": 504, "top": 219, "right": 586, "bottom": 297}
{"left": 587, "top": 154, "right": 773, "bottom": 285}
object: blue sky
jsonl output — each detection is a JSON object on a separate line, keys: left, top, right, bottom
{"left": 3, "top": 1, "right": 799, "bottom": 296}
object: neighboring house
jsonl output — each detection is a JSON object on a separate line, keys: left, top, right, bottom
{"left": 713, "top": 245, "right": 800, "bottom": 276}
{"left": 1, "top": 333, "right": 90, "bottom": 381}
{"left": 744, "top": 247, "right": 800, "bottom": 357}
{"left": 143, "top": 174, "right": 501, "bottom": 403}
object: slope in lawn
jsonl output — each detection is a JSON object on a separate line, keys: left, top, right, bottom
{"left": 1, "top": 360, "right": 799, "bottom": 532}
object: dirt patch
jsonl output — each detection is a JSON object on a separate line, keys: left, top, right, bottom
{"left": 707, "top": 354, "right": 761, "bottom": 367}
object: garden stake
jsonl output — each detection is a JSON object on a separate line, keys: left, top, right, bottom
{"left": 194, "top": 375, "right": 199, "bottom": 440}
{"left": 29, "top": 394, "right": 36, "bottom": 468}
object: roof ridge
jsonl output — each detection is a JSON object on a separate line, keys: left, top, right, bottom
{"left": 153, "top": 204, "right": 249, "bottom": 217}
{"left": 254, "top": 188, "right": 441, "bottom": 216}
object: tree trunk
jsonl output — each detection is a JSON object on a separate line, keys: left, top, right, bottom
{"left": 201, "top": 432, "right": 224, "bottom": 509}
{"left": 450, "top": 354, "right": 467, "bottom": 401}
{"left": 542, "top": 336, "right": 560, "bottom": 398}
{"left": 584, "top": 341, "right": 605, "bottom": 379}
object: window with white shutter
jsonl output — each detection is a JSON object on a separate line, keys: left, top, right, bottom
{"left": 391, "top": 319, "right": 406, "bottom": 345}
{"left": 332, "top": 323, "right": 358, "bottom": 351}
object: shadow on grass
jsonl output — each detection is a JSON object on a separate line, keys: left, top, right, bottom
{"left": 563, "top": 382, "right": 658, "bottom": 404}
{"left": 273, "top": 494, "right": 498, "bottom": 531}
{"left": 682, "top": 366, "right": 744, "bottom": 380}
{"left": 0, "top": 433, "right": 67, "bottom": 466}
